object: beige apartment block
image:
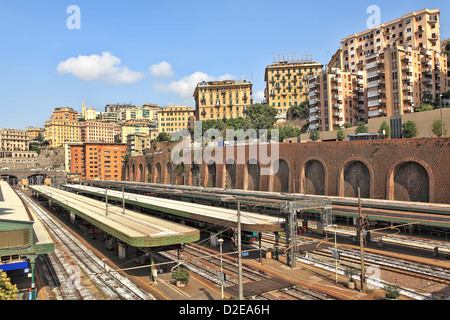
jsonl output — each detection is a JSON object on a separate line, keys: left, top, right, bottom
{"left": 342, "top": 8, "right": 441, "bottom": 72}
{"left": 80, "top": 120, "right": 115, "bottom": 143}
{"left": 121, "top": 120, "right": 157, "bottom": 143}
{"left": 265, "top": 58, "right": 323, "bottom": 119}
{"left": 193, "top": 80, "right": 253, "bottom": 121}
{"left": 365, "top": 44, "right": 448, "bottom": 119}
{"left": 0, "top": 129, "right": 30, "bottom": 151}
{"left": 309, "top": 68, "right": 364, "bottom": 132}
{"left": 158, "top": 105, "right": 195, "bottom": 134}
{"left": 24, "top": 127, "right": 44, "bottom": 141}
{"left": 45, "top": 107, "right": 80, "bottom": 148}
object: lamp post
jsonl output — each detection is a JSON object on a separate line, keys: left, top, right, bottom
{"left": 237, "top": 199, "right": 243, "bottom": 300}
{"left": 218, "top": 238, "right": 224, "bottom": 300}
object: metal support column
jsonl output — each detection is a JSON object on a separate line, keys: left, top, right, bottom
{"left": 274, "top": 232, "right": 279, "bottom": 260}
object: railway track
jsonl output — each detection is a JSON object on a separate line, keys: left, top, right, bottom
{"left": 17, "top": 189, "right": 155, "bottom": 300}
{"left": 310, "top": 247, "right": 450, "bottom": 285}
{"left": 155, "top": 243, "right": 335, "bottom": 300}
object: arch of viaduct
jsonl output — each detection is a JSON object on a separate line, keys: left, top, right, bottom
{"left": 124, "top": 138, "right": 450, "bottom": 204}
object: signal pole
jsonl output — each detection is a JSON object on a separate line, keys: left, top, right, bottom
{"left": 358, "top": 188, "right": 366, "bottom": 293}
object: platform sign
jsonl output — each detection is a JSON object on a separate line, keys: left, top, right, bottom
{"left": 242, "top": 252, "right": 249, "bottom": 257}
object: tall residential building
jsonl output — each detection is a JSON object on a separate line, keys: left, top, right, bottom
{"left": 365, "top": 44, "right": 447, "bottom": 119}
{"left": 158, "top": 106, "right": 195, "bottom": 134}
{"left": 80, "top": 120, "right": 115, "bottom": 143}
{"left": 341, "top": 8, "right": 441, "bottom": 72}
{"left": 308, "top": 68, "right": 362, "bottom": 132}
{"left": 193, "top": 80, "right": 253, "bottom": 121}
{"left": 44, "top": 107, "right": 80, "bottom": 148}
{"left": 0, "top": 129, "right": 30, "bottom": 151}
{"left": 69, "top": 142, "right": 127, "bottom": 181}
{"left": 265, "top": 57, "right": 323, "bottom": 118}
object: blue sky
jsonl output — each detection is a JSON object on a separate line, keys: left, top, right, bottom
{"left": 0, "top": 0, "right": 449, "bottom": 129}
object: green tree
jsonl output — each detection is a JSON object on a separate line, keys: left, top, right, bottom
{"left": 432, "top": 120, "right": 448, "bottom": 137}
{"left": 288, "top": 100, "right": 309, "bottom": 119}
{"left": 0, "top": 270, "right": 18, "bottom": 300}
{"left": 309, "top": 129, "right": 320, "bottom": 141}
{"left": 378, "top": 121, "right": 391, "bottom": 139}
{"left": 279, "top": 126, "right": 302, "bottom": 142}
{"left": 172, "top": 267, "right": 190, "bottom": 285}
{"left": 355, "top": 122, "right": 367, "bottom": 134}
{"left": 156, "top": 132, "right": 171, "bottom": 142}
{"left": 401, "top": 120, "right": 418, "bottom": 138}
{"left": 415, "top": 104, "right": 435, "bottom": 112}
{"left": 245, "top": 104, "right": 278, "bottom": 132}
{"left": 336, "top": 128, "right": 345, "bottom": 141}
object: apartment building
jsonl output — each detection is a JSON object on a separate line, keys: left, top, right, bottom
{"left": 70, "top": 142, "right": 127, "bottom": 181}
{"left": 265, "top": 58, "right": 323, "bottom": 118}
{"left": 342, "top": 8, "right": 441, "bottom": 72}
{"left": 121, "top": 120, "right": 157, "bottom": 143}
{"left": 45, "top": 107, "right": 80, "bottom": 148}
{"left": 308, "top": 68, "right": 363, "bottom": 132}
{"left": 125, "top": 105, "right": 159, "bottom": 122}
{"left": 0, "top": 129, "right": 30, "bottom": 151}
{"left": 158, "top": 105, "right": 195, "bottom": 134}
{"left": 80, "top": 120, "right": 115, "bottom": 143}
{"left": 365, "top": 44, "right": 447, "bottom": 119}
{"left": 193, "top": 80, "right": 253, "bottom": 121}
{"left": 126, "top": 133, "right": 153, "bottom": 156}
{"left": 24, "top": 127, "right": 44, "bottom": 141}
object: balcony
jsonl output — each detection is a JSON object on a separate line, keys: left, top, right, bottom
{"left": 402, "top": 85, "right": 412, "bottom": 91}
{"left": 403, "top": 95, "right": 412, "bottom": 102}
{"left": 310, "top": 106, "right": 319, "bottom": 114}
{"left": 309, "top": 82, "right": 317, "bottom": 89}
{"left": 331, "top": 86, "right": 342, "bottom": 92}
{"left": 427, "top": 16, "right": 438, "bottom": 24}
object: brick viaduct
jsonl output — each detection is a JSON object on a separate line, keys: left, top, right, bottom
{"left": 124, "top": 137, "right": 450, "bottom": 204}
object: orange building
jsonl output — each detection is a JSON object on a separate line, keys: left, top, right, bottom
{"left": 70, "top": 142, "right": 127, "bottom": 181}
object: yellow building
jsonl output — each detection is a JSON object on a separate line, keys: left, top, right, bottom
{"left": 158, "top": 105, "right": 195, "bottom": 134}
{"left": 24, "top": 127, "right": 44, "bottom": 141}
{"left": 341, "top": 8, "right": 441, "bottom": 72}
{"left": 121, "top": 120, "right": 157, "bottom": 143}
{"left": 44, "top": 107, "right": 80, "bottom": 148}
{"left": 193, "top": 80, "right": 253, "bottom": 121}
{"left": 264, "top": 58, "right": 323, "bottom": 119}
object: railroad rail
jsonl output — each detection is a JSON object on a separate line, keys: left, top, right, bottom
{"left": 16, "top": 189, "right": 155, "bottom": 300}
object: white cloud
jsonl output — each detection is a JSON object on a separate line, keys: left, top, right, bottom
{"left": 56, "top": 51, "right": 145, "bottom": 85}
{"left": 154, "top": 71, "right": 236, "bottom": 102}
{"left": 254, "top": 90, "right": 265, "bottom": 103}
{"left": 149, "top": 61, "right": 174, "bottom": 78}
